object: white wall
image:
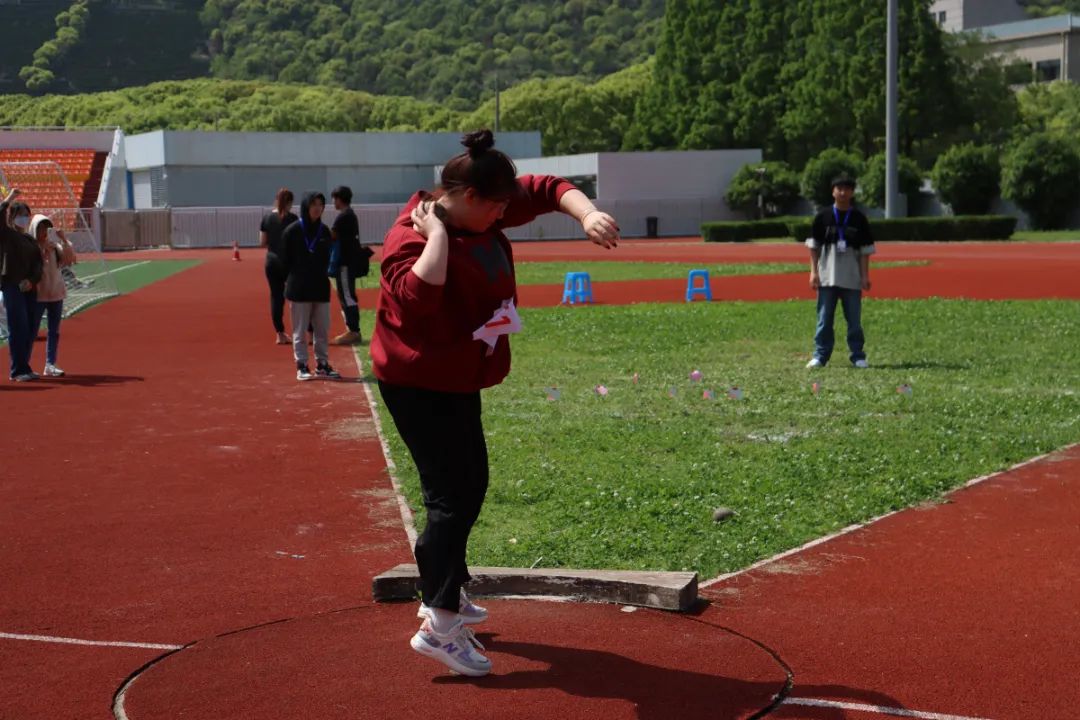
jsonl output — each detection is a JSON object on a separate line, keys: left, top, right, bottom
{"left": 596, "top": 149, "right": 761, "bottom": 201}
{"left": 930, "top": 0, "right": 1026, "bottom": 31}
{"left": 123, "top": 130, "right": 544, "bottom": 208}
{"left": 514, "top": 154, "right": 600, "bottom": 179}
{"left": 929, "top": 0, "right": 964, "bottom": 32}
{"left": 0, "top": 129, "right": 116, "bottom": 152}
{"left": 125, "top": 131, "right": 166, "bottom": 169}
{"left": 125, "top": 130, "right": 543, "bottom": 169}
{"left": 131, "top": 171, "right": 153, "bottom": 209}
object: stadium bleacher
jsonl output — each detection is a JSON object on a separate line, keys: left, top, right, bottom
{"left": 0, "top": 148, "right": 107, "bottom": 209}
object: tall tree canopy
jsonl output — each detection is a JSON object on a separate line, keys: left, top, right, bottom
{"left": 630, "top": 0, "right": 1000, "bottom": 168}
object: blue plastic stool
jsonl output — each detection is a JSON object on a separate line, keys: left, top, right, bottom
{"left": 561, "top": 272, "right": 594, "bottom": 304}
{"left": 685, "top": 269, "right": 712, "bottom": 302}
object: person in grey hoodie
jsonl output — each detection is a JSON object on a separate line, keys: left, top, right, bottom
{"left": 28, "top": 214, "right": 75, "bottom": 377}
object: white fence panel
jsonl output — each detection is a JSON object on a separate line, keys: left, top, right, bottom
{"left": 216, "top": 207, "right": 266, "bottom": 248}
{"left": 170, "top": 208, "right": 219, "bottom": 248}
{"left": 358, "top": 204, "right": 404, "bottom": 244}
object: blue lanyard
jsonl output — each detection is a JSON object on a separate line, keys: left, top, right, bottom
{"left": 833, "top": 206, "right": 852, "bottom": 243}
{"left": 299, "top": 218, "right": 320, "bottom": 253}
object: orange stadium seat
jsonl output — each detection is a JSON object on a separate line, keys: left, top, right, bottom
{"left": 0, "top": 148, "right": 108, "bottom": 209}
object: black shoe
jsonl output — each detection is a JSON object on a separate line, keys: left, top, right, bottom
{"left": 296, "top": 363, "right": 314, "bottom": 381}
{"left": 315, "top": 362, "right": 340, "bottom": 379}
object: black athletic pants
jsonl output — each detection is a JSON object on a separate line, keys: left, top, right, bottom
{"left": 265, "top": 260, "right": 287, "bottom": 333}
{"left": 378, "top": 381, "right": 488, "bottom": 612}
{"left": 334, "top": 265, "right": 360, "bottom": 333}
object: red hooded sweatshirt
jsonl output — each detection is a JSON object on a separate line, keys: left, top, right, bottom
{"left": 371, "top": 174, "right": 576, "bottom": 393}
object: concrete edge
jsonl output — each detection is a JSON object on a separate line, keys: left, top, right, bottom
{"left": 373, "top": 564, "right": 699, "bottom": 612}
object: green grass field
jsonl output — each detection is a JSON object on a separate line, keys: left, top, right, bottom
{"left": 1012, "top": 230, "right": 1080, "bottom": 242}
{"left": 72, "top": 258, "right": 200, "bottom": 295}
{"left": 364, "top": 299, "right": 1080, "bottom": 578}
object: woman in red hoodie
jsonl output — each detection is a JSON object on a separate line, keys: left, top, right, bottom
{"left": 373, "top": 129, "right": 618, "bottom": 677}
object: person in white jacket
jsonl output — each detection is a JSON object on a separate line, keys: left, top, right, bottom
{"left": 28, "top": 214, "right": 76, "bottom": 377}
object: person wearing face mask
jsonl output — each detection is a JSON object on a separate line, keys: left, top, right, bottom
{"left": 28, "top": 214, "right": 75, "bottom": 377}
{"left": 372, "top": 129, "right": 619, "bottom": 678}
{"left": 280, "top": 191, "right": 340, "bottom": 381}
{"left": 1, "top": 199, "right": 44, "bottom": 381}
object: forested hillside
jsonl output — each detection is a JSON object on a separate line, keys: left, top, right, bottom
{"left": 201, "top": 0, "right": 663, "bottom": 106}
{"left": 1, "top": 0, "right": 207, "bottom": 96}
{"left": 1020, "top": 0, "right": 1080, "bottom": 16}
{"left": 3, "top": 0, "right": 660, "bottom": 100}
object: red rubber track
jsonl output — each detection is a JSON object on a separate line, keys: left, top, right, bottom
{"left": 0, "top": 253, "right": 412, "bottom": 718}
{"left": 2, "top": 241, "right": 1077, "bottom": 720}
{"left": 702, "top": 445, "right": 1080, "bottom": 720}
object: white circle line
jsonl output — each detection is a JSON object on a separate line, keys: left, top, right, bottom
{"left": 0, "top": 630, "right": 182, "bottom": 651}
{"left": 783, "top": 697, "right": 994, "bottom": 720}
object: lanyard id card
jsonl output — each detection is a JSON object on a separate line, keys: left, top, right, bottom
{"left": 833, "top": 206, "right": 852, "bottom": 253}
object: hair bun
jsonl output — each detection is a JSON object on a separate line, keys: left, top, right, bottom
{"left": 461, "top": 129, "right": 495, "bottom": 156}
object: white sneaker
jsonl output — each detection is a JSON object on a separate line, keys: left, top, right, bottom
{"left": 806, "top": 358, "right": 824, "bottom": 369}
{"left": 410, "top": 618, "right": 491, "bottom": 677}
{"left": 44, "top": 364, "right": 65, "bottom": 377}
{"left": 853, "top": 359, "right": 869, "bottom": 368}
{"left": 418, "top": 588, "right": 488, "bottom": 625}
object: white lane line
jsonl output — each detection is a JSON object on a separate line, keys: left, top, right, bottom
{"left": 701, "top": 446, "right": 1070, "bottom": 589}
{"left": 782, "top": 698, "right": 993, "bottom": 720}
{"left": 352, "top": 347, "right": 419, "bottom": 548}
{"left": 0, "top": 631, "right": 182, "bottom": 651}
{"left": 78, "top": 260, "right": 150, "bottom": 282}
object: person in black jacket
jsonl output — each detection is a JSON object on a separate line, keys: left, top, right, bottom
{"left": 281, "top": 191, "right": 340, "bottom": 381}
{"left": 259, "top": 188, "right": 298, "bottom": 345}
{"left": 329, "top": 185, "right": 372, "bottom": 346}
{"left": 1, "top": 195, "right": 44, "bottom": 381}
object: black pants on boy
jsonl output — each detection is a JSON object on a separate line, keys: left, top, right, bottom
{"left": 335, "top": 265, "right": 360, "bottom": 333}
{"left": 265, "top": 260, "right": 287, "bottom": 333}
{"left": 378, "top": 381, "right": 488, "bottom": 612}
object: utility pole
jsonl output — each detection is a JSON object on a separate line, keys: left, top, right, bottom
{"left": 885, "top": 0, "right": 899, "bottom": 218}
{"left": 494, "top": 72, "right": 501, "bottom": 133}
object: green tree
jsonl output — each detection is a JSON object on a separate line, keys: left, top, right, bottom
{"left": 860, "top": 153, "right": 923, "bottom": 208}
{"left": 725, "top": 161, "right": 801, "bottom": 219}
{"left": 935, "top": 33, "right": 1019, "bottom": 156}
{"left": 1015, "top": 81, "right": 1080, "bottom": 149}
{"left": 637, "top": 0, "right": 975, "bottom": 167}
{"left": 930, "top": 143, "right": 1000, "bottom": 215}
{"left": 1002, "top": 133, "right": 1080, "bottom": 229}
{"left": 801, "top": 148, "right": 864, "bottom": 208}
{"left": 19, "top": 0, "right": 91, "bottom": 91}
